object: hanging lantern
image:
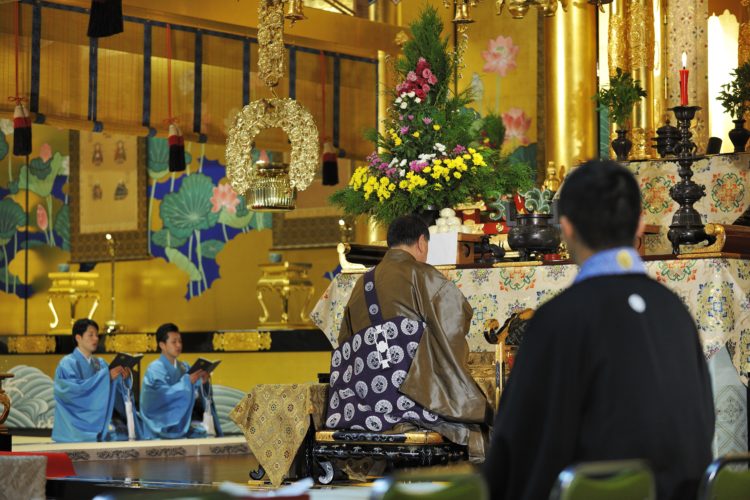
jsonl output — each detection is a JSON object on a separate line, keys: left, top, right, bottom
{"left": 247, "top": 161, "right": 297, "bottom": 212}
{"left": 225, "top": 98, "right": 319, "bottom": 212}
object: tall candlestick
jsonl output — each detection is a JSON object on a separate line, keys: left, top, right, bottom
{"left": 679, "top": 52, "right": 689, "bottom": 106}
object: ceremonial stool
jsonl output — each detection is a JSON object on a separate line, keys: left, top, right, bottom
{"left": 309, "top": 429, "right": 467, "bottom": 484}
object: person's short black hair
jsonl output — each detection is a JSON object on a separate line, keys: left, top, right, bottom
{"left": 387, "top": 215, "right": 430, "bottom": 248}
{"left": 156, "top": 323, "right": 180, "bottom": 345}
{"left": 558, "top": 160, "right": 641, "bottom": 251}
{"left": 72, "top": 318, "right": 99, "bottom": 342}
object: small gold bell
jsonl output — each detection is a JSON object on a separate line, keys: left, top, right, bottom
{"left": 453, "top": 1, "right": 475, "bottom": 24}
{"left": 285, "top": 0, "right": 305, "bottom": 23}
{"left": 507, "top": 0, "right": 529, "bottom": 18}
{"left": 538, "top": 0, "right": 558, "bottom": 16}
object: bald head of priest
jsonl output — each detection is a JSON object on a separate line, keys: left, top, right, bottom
{"left": 327, "top": 215, "right": 492, "bottom": 462}
{"left": 483, "top": 160, "right": 715, "bottom": 500}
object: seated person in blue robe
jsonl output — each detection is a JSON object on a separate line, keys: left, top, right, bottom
{"left": 140, "top": 323, "right": 223, "bottom": 439}
{"left": 52, "top": 318, "right": 144, "bottom": 442}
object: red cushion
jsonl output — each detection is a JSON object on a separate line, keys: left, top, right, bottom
{"left": 0, "top": 451, "right": 76, "bottom": 478}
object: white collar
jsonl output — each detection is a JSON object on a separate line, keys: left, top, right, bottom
{"left": 76, "top": 347, "right": 92, "bottom": 361}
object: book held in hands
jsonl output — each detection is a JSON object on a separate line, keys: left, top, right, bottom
{"left": 109, "top": 352, "right": 144, "bottom": 370}
{"left": 188, "top": 358, "right": 221, "bottom": 374}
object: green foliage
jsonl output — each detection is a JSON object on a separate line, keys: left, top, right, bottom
{"left": 159, "top": 173, "right": 219, "bottom": 239}
{"left": 595, "top": 68, "right": 647, "bottom": 128}
{"left": 200, "top": 239, "right": 225, "bottom": 259}
{"left": 395, "top": 6, "right": 453, "bottom": 104}
{"left": 165, "top": 247, "right": 201, "bottom": 281}
{"left": 54, "top": 205, "right": 70, "bottom": 251}
{"left": 18, "top": 153, "right": 65, "bottom": 198}
{"left": 329, "top": 7, "right": 533, "bottom": 225}
{"left": 151, "top": 228, "right": 188, "bottom": 248}
{"left": 0, "top": 198, "right": 25, "bottom": 244}
{"left": 717, "top": 62, "right": 750, "bottom": 120}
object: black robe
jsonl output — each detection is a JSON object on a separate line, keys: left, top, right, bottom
{"left": 483, "top": 274, "right": 715, "bottom": 500}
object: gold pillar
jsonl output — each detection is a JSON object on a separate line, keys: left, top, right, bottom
{"left": 651, "top": 0, "right": 668, "bottom": 131}
{"left": 628, "top": 0, "right": 655, "bottom": 159}
{"left": 544, "top": 4, "right": 598, "bottom": 171}
{"left": 606, "top": 0, "right": 665, "bottom": 160}
{"left": 740, "top": 1, "right": 750, "bottom": 65}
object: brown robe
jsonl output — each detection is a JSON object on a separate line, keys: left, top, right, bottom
{"left": 337, "top": 249, "right": 491, "bottom": 461}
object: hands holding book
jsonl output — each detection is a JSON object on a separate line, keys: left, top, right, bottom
{"left": 109, "top": 366, "right": 131, "bottom": 380}
{"left": 189, "top": 369, "right": 209, "bottom": 384}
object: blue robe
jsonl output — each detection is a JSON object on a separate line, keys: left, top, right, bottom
{"left": 140, "top": 354, "right": 223, "bottom": 439}
{"left": 52, "top": 348, "right": 143, "bottom": 442}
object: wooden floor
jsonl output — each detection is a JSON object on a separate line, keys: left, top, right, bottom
{"left": 72, "top": 454, "right": 258, "bottom": 486}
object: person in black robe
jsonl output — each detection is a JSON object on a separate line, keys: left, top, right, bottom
{"left": 483, "top": 160, "right": 715, "bottom": 500}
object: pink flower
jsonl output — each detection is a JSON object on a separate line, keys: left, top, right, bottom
{"left": 502, "top": 108, "right": 532, "bottom": 145}
{"left": 422, "top": 68, "right": 434, "bottom": 81}
{"left": 400, "top": 126, "right": 409, "bottom": 134}
{"left": 415, "top": 89, "right": 426, "bottom": 100}
{"left": 210, "top": 183, "right": 240, "bottom": 214}
{"left": 36, "top": 204, "right": 48, "bottom": 231}
{"left": 421, "top": 84, "right": 431, "bottom": 93}
{"left": 427, "top": 74, "right": 437, "bottom": 85}
{"left": 407, "top": 115, "right": 414, "bottom": 121}
{"left": 407, "top": 71, "right": 418, "bottom": 82}
{"left": 482, "top": 36, "right": 519, "bottom": 77}
{"left": 422, "top": 117, "right": 433, "bottom": 125}
{"left": 39, "top": 143, "right": 52, "bottom": 163}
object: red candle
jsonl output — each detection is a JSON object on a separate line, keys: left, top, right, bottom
{"left": 679, "top": 52, "right": 689, "bottom": 106}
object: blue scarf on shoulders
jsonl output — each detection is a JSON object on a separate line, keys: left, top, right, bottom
{"left": 574, "top": 247, "right": 646, "bottom": 283}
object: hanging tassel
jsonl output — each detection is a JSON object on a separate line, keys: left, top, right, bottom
{"left": 10, "top": 2, "right": 31, "bottom": 156}
{"left": 12, "top": 102, "right": 31, "bottom": 157}
{"left": 322, "top": 141, "right": 338, "bottom": 186}
{"left": 168, "top": 123, "right": 185, "bottom": 172}
{"left": 87, "top": 0, "right": 124, "bottom": 38}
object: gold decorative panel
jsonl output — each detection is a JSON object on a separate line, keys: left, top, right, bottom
{"left": 103, "top": 333, "right": 157, "bottom": 353}
{"left": 212, "top": 331, "right": 272, "bottom": 352}
{"left": 8, "top": 336, "right": 56, "bottom": 354}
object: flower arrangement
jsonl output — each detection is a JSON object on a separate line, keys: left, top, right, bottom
{"left": 330, "top": 7, "right": 533, "bottom": 225}
{"left": 595, "top": 68, "right": 647, "bottom": 128}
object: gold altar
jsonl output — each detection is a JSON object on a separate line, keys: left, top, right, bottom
{"left": 46, "top": 271, "right": 100, "bottom": 333}
{"left": 257, "top": 262, "right": 316, "bottom": 329}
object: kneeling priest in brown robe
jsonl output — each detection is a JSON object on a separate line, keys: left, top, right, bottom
{"left": 324, "top": 215, "right": 492, "bottom": 461}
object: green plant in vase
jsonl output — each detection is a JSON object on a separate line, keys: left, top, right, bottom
{"left": 330, "top": 7, "right": 533, "bottom": 228}
{"left": 717, "top": 61, "right": 750, "bottom": 153}
{"left": 595, "top": 68, "right": 647, "bottom": 161}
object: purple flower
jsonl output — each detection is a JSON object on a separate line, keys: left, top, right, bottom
{"left": 453, "top": 145, "right": 467, "bottom": 155}
{"left": 422, "top": 117, "right": 433, "bottom": 125}
{"left": 409, "top": 160, "right": 428, "bottom": 173}
{"left": 407, "top": 114, "right": 414, "bottom": 121}
{"left": 407, "top": 71, "right": 418, "bottom": 82}
{"left": 400, "top": 126, "right": 409, "bottom": 135}
{"left": 386, "top": 168, "right": 397, "bottom": 176}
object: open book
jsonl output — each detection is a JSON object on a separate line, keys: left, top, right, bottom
{"left": 109, "top": 352, "right": 144, "bottom": 370}
{"left": 188, "top": 358, "right": 222, "bottom": 374}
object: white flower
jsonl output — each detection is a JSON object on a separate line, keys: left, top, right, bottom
{"left": 415, "top": 98, "right": 421, "bottom": 104}
{"left": 400, "top": 102, "right": 407, "bottom": 109}
{"left": 407, "top": 91, "right": 415, "bottom": 98}
{"left": 399, "top": 169, "right": 406, "bottom": 177}
{"left": 395, "top": 97, "right": 402, "bottom": 104}
{"left": 0, "top": 119, "right": 13, "bottom": 136}
{"left": 399, "top": 159, "right": 407, "bottom": 167}
{"left": 389, "top": 157, "right": 399, "bottom": 168}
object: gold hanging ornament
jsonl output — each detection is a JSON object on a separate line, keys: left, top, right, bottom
{"left": 226, "top": 0, "right": 318, "bottom": 212}
{"left": 257, "top": 0, "right": 286, "bottom": 88}
{"left": 226, "top": 98, "right": 318, "bottom": 198}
